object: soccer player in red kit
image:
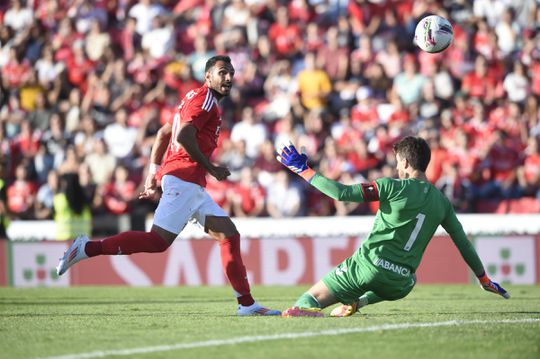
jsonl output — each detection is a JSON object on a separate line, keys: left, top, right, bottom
{"left": 57, "top": 56, "right": 280, "bottom": 316}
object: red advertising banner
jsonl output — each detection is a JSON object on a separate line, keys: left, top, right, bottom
{"left": 3, "top": 235, "right": 539, "bottom": 287}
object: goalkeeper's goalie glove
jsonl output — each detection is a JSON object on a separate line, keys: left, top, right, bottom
{"left": 477, "top": 272, "right": 510, "bottom": 299}
{"left": 276, "top": 142, "right": 316, "bottom": 182}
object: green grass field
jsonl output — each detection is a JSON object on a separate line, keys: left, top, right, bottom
{"left": 1, "top": 285, "right": 539, "bottom": 359}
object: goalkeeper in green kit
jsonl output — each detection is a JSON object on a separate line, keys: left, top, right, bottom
{"left": 276, "top": 136, "right": 510, "bottom": 318}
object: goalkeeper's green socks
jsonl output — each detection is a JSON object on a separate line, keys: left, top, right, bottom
{"left": 294, "top": 292, "right": 321, "bottom": 309}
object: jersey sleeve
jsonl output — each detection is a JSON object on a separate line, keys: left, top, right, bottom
{"left": 441, "top": 199, "right": 484, "bottom": 274}
{"left": 309, "top": 173, "right": 378, "bottom": 202}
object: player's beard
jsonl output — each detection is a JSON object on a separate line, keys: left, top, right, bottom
{"left": 209, "top": 79, "right": 232, "bottom": 98}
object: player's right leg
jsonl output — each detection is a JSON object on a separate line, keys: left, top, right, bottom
{"left": 57, "top": 175, "right": 193, "bottom": 275}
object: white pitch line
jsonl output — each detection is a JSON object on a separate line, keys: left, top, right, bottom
{"left": 38, "top": 318, "right": 540, "bottom": 359}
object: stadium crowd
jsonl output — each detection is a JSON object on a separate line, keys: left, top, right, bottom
{"left": 0, "top": 0, "right": 539, "bottom": 234}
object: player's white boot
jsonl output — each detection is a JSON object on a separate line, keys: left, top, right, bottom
{"left": 56, "top": 235, "right": 90, "bottom": 275}
{"left": 237, "top": 302, "right": 281, "bottom": 316}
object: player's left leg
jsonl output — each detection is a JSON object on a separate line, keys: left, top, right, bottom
{"left": 195, "top": 194, "right": 280, "bottom": 316}
{"left": 204, "top": 215, "right": 280, "bottom": 316}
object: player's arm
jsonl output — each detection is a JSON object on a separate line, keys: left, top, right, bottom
{"left": 139, "top": 122, "right": 172, "bottom": 199}
{"left": 276, "top": 143, "right": 378, "bottom": 202}
{"left": 442, "top": 208, "right": 510, "bottom": 299}
{"left": 177, "top": 123, "right": 230, "bottom": 181}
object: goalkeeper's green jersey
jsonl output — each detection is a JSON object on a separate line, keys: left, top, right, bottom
{"left": 310, "top": 175, "right": 483, "bottom": 275}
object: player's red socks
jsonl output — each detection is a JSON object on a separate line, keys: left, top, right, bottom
{"left": 84, "top": 231, "right": 170, "bottom": 257}
{"left": 219, "top": 234, "right": 255, "bottom": 306}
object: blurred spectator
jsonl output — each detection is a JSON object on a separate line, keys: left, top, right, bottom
{"left": 436, "top": 160, "right": 474, "bottom": 213}
{"left": 188, "top": 35, "right": 216, "bottom": 83}
{"left": 319, "top": 137, "right": 348, "bottom": 180}
{"left": 297, "top": 52, "right": 332, "bottom": 110}
{"left": 262, "top": 60, "right": 295, "bottom": 121}
{"left": 219, "top": 139, "right": 253, "bottom": 182}
{"left": 461, "top": 55, "right": 497, "bottom": 104}
{"left": 477, "top": 130, "right": 523, "bottom": 199}
{"left": 7, "top": 162, "right": 36, "bottom": 219}
{"left": 2, "top": 47, "right": 31, "bottom": 90}
{"left": 268, "top": 6, "right": 302, "bottom": 59}
{"left": 128, "top": 0, "right": 167, "bottom": 37}
{"left": 103, "top": 108, "right": 138, "bottom": 163}
{"left": 85, "top": 138, "right": 117, "bottom": 186}
{"left": 85, "top": 20, "right": 111, "bottom": 62}
{"left": 13, "top": 120, "right": 40, "bottom": 158}
{"left": 0, "top": 0, "right": 538, "bottom": 224}
{"left": 503, "top": 60, "right": 530, "bottom": 104}
{"left": 103, "top": 165, "right": 137, "bottom": 215}
{"left": 141, "top": 16, "right": 175, "bottom": 60}
{"left": 254, "top": 139, "right": 283, "bottom": 188}
{"left": 3, "top": 0, "right": 33, "bottom": 34}
{"left": 230, "top": 107, "right": 268, "bottom": 159}
{"left": 35, "top": 46, "right": 65, "bottom": 89}
{"left": 229, "top": 167, "right": 265, "bottom": 217}
{"left": 68, "top": 0, "right": 108, "bottom": 34}
{"left": 35, "top": 169, "right": 59, "bottom": 219}
{"left": 53, "top": 173, "right": 91, "bottom": 241}
{"left": 266, "top": 171, "right": 302, "bottom": 218}
{"left": 392, "top": 55, "right": 426, "bottom": 106}
{"left": 517, "top": 136, "right": 540, "bottom": 198}
{"left": 58, "top": 145, "right": 81, "bottom": 175}
{"left": 495, "top": 7, "right": 519, "bottom": 55}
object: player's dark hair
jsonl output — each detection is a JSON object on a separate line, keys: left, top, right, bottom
{"left": 393, "top": 136, "right": 431, "bottom": 172}
{"left": 205, "top": 55, "right": 232, "bottom": 73}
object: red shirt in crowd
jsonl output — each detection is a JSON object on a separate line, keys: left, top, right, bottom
{"left": 523, "top": 153, "right": 540, "bottom": 184}
{"left": 2, "top": 59, "right": 31, "bottom": 88}
{"left": 268, "top": 23, "right": 302, "bottom": 57}
{"left": 205, "top": 177, "right": 231, "bottom": 208}
{"left": 461, "top": 71, "right": 498, "bottom": 99}
{"left": 231, "top": 182, "right": 265, "bottom": 216}
{"left": 487, "top": 142, "right": 522, "bottom": 182}
{"left": 7, "top": 180, "right": 36, "bottom": 214}
{"left": 104, "top": 180, "right": 137, "bottom": 215}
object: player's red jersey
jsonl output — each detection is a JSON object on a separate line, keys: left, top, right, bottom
{"left": 158, "top": 85, "right": 221, "bottom": 187}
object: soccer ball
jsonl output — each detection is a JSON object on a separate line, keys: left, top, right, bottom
{"left": 414, "top": 15, "right": 453, "bottom": 53}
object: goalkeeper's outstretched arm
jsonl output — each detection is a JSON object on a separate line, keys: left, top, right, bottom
{"left": 443, "top": 208, "right": 510, "bottom": 299}
{"left": 276, "top": 142, "right": 367, "bottom": 203}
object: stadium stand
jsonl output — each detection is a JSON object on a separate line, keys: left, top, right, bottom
{"left": 0, "top": 0, "right": 539, "bottom": 236}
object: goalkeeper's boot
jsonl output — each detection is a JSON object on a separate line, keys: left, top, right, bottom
{"left": 282, "top": 307, "right": 324, "bottom": 317}
{"left": 330, "top": 303, "right": 358, "bottom": 317}
{"left": 237, "top": 302, "right": 281, "bottom": 316}
{"left": 56, "top": 235, "right": 89, "bottom": 276}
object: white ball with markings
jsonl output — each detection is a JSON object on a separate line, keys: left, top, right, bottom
{"left": 414, "top": 15, "right": 454, "bottom": 53}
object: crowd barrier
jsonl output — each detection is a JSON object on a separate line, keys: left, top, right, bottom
{"left": 2, "top": 215, "right": 540, "bottom": 287}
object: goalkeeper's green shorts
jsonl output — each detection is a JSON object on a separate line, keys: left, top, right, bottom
{"left": 322, "top": 255, "right": 416, "bottom": 305}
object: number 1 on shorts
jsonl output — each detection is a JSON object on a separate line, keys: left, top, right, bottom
{"left": 404, "top": 213, "right": 426, "bottom": 251}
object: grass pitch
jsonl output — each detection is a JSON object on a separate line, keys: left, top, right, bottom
{"left": 1, "top": 285, "right": 539, "bottom": 359}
